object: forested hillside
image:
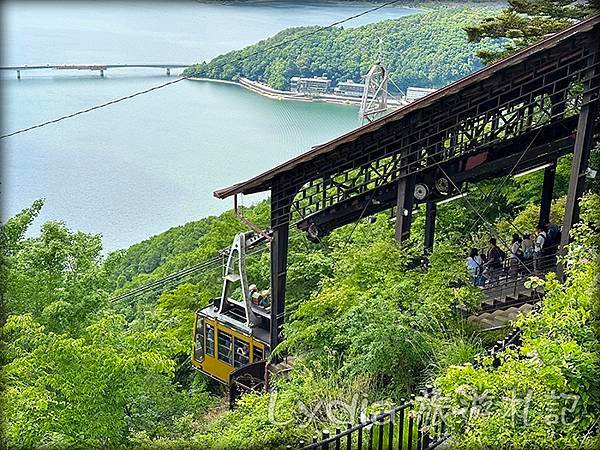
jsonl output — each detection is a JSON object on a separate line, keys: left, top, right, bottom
{"left": 3, "top": 2, "right": 600, "bottom": 448}
{"left": 4, "top": 145, "right": 599, "bottom": 447}
{"left": 184, "top": 8, "right": 499, "bottom": 91}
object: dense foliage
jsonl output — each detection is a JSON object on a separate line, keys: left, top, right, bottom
{"left": 184, "top": 8, "right": 499, "bottom": 91}
{"left": 435, "top": 195, "right": 600, "bottom": 449}
{"left": 0, "top": 203, "right": 213, "bottom": 448}
{"left": 466, "top": 0, "right": 600, "bottom": 63}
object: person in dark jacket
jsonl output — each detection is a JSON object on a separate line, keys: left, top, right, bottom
{"left": 485, "top": 237, "right": 505, "bottom": 283}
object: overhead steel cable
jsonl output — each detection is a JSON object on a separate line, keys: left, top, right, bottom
{"left": 109, "top": 229, "right": 305, "bottom": 303}
{"left": 463, "top": 127, "right": 545, "bottom": 237}
{"left": 0, "top": 77, "right": 188, "bottom": 139}
{"left": 437, "top": 164, "right": 535, "bottom": 277}
{"left": 1, "top": 0, "right": 405, "bottom": 140}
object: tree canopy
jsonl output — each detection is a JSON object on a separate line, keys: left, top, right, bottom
{"left": 184, "top": 8, "right": 500, "bottom": 91}
{"left": 466, "top": 0, "right": 600, "bottom": 63}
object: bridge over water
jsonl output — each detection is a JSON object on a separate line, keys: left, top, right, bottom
{"left": 1, "top": 63, "right": 191, "bottom": 79}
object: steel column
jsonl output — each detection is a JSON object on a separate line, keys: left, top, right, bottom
{"left": 558, "top": 39, "right": 599, "bottom": 278}
{"left": 270, "top": 187, "right": 291, "bottom": 359}
{"left": 539, "top": 161, "right": 556, "bottom": 226}
{"left": 424, "top": 201, "right": 437, "bottom": 251}
{"left": 395, "top": 174, "right": 416, "bottom": 243}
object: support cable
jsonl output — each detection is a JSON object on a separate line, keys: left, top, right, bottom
{"left": 464, "top": 127, "right": 544, "bottom": 236}
{"left": 1, "top": 0, "right": 405, "bottom": 139}
{"left": 109, "top": 229, "right": 305, "bottom": 303}
{"left": 437, "top": 164, "right": 535, "bottom": 276}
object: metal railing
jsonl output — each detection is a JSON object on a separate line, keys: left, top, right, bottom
{"left": 293, "top": 390, "right": 447, "bottom": 450}
{"left": 479, "top": 246, "right": 559, "bottom": 301}
{"left": 293, "top": 326, "right": 526, "bottom": 450}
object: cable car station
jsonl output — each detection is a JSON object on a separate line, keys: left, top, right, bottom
{"left": 194, "top": 15, "right": 599, "bottom": 396}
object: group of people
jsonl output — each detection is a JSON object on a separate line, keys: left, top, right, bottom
{"left": 466, "top": 222, "right": 561, "bottom": 287}
{"left": 249, "top": 284, "right": 271, "bottom": 309}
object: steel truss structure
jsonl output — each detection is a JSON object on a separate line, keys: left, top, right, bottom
{"left": 215, "top": 16, "right": 600, "bottom": 351}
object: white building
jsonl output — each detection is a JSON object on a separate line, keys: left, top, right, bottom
{"left": 405, "top": 86, "right": 437, "bottom": 102}
{"left": 290, "top": 76, "right": 332, "bottom": 94}
{"left": 334, "top": 79, "right": 366, "bottom": 97}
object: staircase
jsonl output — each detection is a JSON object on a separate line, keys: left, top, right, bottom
{"left": 466, "top": 274, "right": 545, "bottom": 331}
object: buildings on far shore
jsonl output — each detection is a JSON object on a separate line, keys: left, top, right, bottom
{"left": 334, "top": 79, "right": 366, "bottom": 97}
{"left": 290, "top": 75, "right": 332, "bottom": 94}
{"left": 405, "top": 86, "right": 437, "bottom": 102}
{"left": 289, "top": 75, "right": 436, "bottom": 102}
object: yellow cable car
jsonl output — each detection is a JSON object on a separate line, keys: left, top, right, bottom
{"left": 192, "top": 233, "right": 271, "bottom": 386}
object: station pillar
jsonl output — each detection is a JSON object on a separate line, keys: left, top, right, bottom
{"left": 424, "top": 201, "right": 437, "bottom": 251}
{"left": 269, "top": 184, "right": 293, "bottom": 362}
{"left": 395, "top": 174, "right": 416, "bottom": 243}
{"left": 539, "top": 161, "right": 556, "bottom": 227}
{"left": 557, "top": 40, "right": 599, "bottom": 279}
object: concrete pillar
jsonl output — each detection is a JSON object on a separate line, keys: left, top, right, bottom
{"left": 539, "top": 161, "right": 556, "bottom": 227}
{"left": 100, "top": 69, "right": 104, "bottom": 77}
{"left": 166, "top": 68, "right": 171, "bottom": 76}
{"left": 17, "top": 70, "right": 21, "bottom": 80}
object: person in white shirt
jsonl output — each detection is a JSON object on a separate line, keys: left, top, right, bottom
{"left": 466, "top": 248, "right": 485, "bottom": 286}
{"left": 509, "top": 233, "right": 523, "bottom": 276}
{"left": 534, "top": 224, "right": 547, "bottom": 271}
{"left": 522, "top": 232, "right": 534, "bottom": 260}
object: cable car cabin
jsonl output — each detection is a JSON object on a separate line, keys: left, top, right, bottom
{"left": 192, "top": 303, "right": 270, "bottom": 384}
{"left": 191, "top": 233, "right": 272, "bottom": 385}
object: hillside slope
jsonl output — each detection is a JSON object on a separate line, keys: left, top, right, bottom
{"left": 184, "top": 8, "right": 498, "bottom": 91}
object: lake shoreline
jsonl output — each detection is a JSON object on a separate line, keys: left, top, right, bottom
{"left": 187, "top": 76, "right": 406, "bottom": 108}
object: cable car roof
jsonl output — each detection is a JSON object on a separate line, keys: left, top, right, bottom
{"left": 198, "top": 304, "right": 271, "bottom": 345}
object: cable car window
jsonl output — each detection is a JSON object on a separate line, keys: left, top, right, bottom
{"left": 217, "top": 330, "right": 233, "bottom": 365}
{"left": 253, "top": 346, "right": 264, "bottom": 363}
{"left": 205, "top": 323, "right": 215, "bottom": 357}
{"left": 194, "top": 318, "right": 204, "bottom": 361}
{"left": 233, "top": 338, "right": 250, "bottom": 368}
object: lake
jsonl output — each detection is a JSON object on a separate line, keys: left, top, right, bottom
{"left": 1, "top": 1, "right": 419, "bottom": 251}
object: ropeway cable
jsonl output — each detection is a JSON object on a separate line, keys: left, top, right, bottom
{"left": 109, "top": 229, "right": 306, "bottom": 303}
{"left": 1, "top": 0, "right": 406, "bottom": 139}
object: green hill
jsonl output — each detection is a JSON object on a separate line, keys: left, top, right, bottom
{"left": 184, "top": 8, "right": 499, "bottom": 91}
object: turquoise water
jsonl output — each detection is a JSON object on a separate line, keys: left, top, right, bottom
{"left": 1, "top": 1, "right": 418, "bottom": 250}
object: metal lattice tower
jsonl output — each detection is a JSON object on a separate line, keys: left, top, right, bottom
{"left": 359, "top": 61, "right": 389, "bottom": 123}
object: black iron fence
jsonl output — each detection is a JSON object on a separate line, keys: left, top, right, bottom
{"left": 292, "top": 325, "right": 527, "bottom": 450}
{"left": 480, "top": 245, "right": 559, "bottom": 292}
{"left": 292, "top": 390, "right": 447, "bottom": 450}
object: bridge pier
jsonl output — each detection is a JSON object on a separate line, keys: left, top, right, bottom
{"left": 166, "top": 68, "right": 171, "bottom": 76}
{"left": 17, "top": 70, "right": 21, "bottom": 80}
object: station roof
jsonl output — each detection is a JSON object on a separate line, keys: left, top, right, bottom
{"left": 214, "top": 14, "right": 600, "bottom": 200}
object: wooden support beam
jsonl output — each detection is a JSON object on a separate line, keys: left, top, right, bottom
{"left": 394, "top": 174, "right": 416, "bottom": 243}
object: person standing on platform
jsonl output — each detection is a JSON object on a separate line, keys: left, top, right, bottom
{"left": 485, "top": 238, "right": 505, "bottom": 284}
{"left": 534, "top": 224, "right": 547, "bottom": 272}
{"left": 467, "top": 248, "right": 485, "bottom": 286}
